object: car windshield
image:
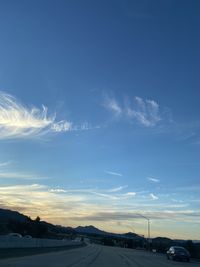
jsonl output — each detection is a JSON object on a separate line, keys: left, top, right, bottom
{"left": 175, "top": 248, "right": 187, "bottom": 253}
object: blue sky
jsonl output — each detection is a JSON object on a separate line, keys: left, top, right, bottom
{"left": 0, "top": 0, "right": 200, "bottom": 239}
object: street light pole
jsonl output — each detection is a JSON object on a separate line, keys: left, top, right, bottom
{"left": 147, "top": 218, "right": 150, "bottom": 251}
{"left": 136, "top": 214, "right": 151, "bottom": 251}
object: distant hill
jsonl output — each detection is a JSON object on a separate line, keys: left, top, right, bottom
{"left": 75, "top": 225, "right": 143, "bottom": 240}
{"left": 0, "top": 209, "right": 143, "bottom": 240}
{"left": 153, "top": 237, "right": 172, "bottom": 243}
{"left": 0, "top": 208, "right": 142, "bottom": 240}
{"left": 2, "top": 208, "right": 198, "bottom": 244}
{"left": 1, "top": 208, "right": 199, "bottom": 258}
{"left": 0, "top": 208, "right": 29, "bottom": 223}
{"left": 75, "top": 225, "right": 109, "bottom": 235}
{"left": 0, "top": 208, "right": 74, "bottom": 237}
{"left": 123, "top": 232, "right": 143, "bottom": 240}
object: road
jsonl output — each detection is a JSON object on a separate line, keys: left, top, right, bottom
{"left": 0, "top": 244, "right": 199, "bottom": 267}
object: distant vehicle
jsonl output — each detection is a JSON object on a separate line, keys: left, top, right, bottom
{"left": 74, "top": 237, "right": 81, "bottom": 242}
{"left": 8, "top": 233, "right": 22, "bottom": 238}
{"left": 166, "top": 246, "right": 190, "bottom": 262}
{"left": 24, "top": 235, "right": 32, "bottom": 239}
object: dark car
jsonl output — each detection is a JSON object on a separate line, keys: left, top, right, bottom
{"left": 166, "top": 246, "right": 190, "bottom": 262}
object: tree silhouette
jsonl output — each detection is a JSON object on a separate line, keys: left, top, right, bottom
{"left": 35, "top": 216, "right": 41, "bottom": 222}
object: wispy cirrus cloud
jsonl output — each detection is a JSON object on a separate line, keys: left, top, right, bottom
{"left": 49, "top": 188, "right": 66, "bottom": 193}
{"left": 150, "top": 193, "right": 159, "bottom": 200}
{"left": 0, "top": 171, "right": 49, "bottom": 180}
{"left": 72, "top": 122, "right": 101, "bottom": 131}
{"left": 103, "top": 95, "right": 122, "bottom": 117}
{"left": 1, "top": 183, "right": 199, "bottom": 239}
{"left": 0, "top": 91, "right": 99, "bottom": 140}
{"left": 0, "top": 183, "right": 136, "bottom": 218}
{"left": 0, "top": 161, "right": 11, "bottom": 167}
{"left": 0, "top": 91, "right": 72, "bottom": 139}
{"left": 71, "top": 210, "right": 200, "bottom": 223}
{"left": 127, "top": 96, "right": 161, "bottom": 127}
{"left": 108, "top": 185, "right": 127, "bottom": 192}
{"left": 0, "top": 183, "right": 85, "bottom": 220}
{"left": 105, "top": 170, "right": 123, "bottom": 177}
{"left": 148, "top": 177, "right": 160, "bottom": 183}
{"left": 48, "top": 186, "right": 134, "bottom": 201}
{"left": 0, "top": 161, "right": 49, "bottom": 180}
{"left": 122, "top": 192, "right": 136, "bottom": 199}
{"left": 103, "top": 94, "right": 161, "bottom": 127}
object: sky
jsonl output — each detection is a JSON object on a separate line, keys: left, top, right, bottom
{"left": 0, "top": 0, "right": 200, "bottom": 240}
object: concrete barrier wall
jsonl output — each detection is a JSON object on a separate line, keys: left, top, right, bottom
{"left": 0, "top": 235, "right": 82, "bottom": 248}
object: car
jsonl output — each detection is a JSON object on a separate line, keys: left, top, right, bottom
{"left": 166, "top": 246, "right": 190, "bottom": 262}
{"left": 8, "top": 233, "right": 22, "bottom": 238}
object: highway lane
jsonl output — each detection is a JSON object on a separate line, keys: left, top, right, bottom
{"left": 0, "top": 244, "right": 199, "bottom": 267}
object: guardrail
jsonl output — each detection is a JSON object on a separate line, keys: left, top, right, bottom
{"left": 0, "top": 235, "right": 82, "bottom": 248}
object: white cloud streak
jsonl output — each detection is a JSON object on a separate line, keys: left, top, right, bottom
{"left": 49, "top": 188, "right": 66, "bottom": 193}
{"left": 48, "top": 186, "right": 136, "bottom": 201}
{"left": 1, "top": 183, "right": 199, "bottom": 240}
{"left": 103, "top": 96, "right": 122, "bottom": 117}
{"left": 108, "top": 185, "right": 128, "bottom": 192}
{"left": 127, "top": 97, "right": 161, "bottom": 127}
{"left": 0, "top": 183, "right": 47, "bottom": 191}
{"left": 0, "top": 171, "right": 49, "bottom": 180}
{"left": 105, "top": 170, "right": 123, "bottom": 177}
{"left": 122, "top": 192, "right": 136, "bottom": 199}
{"left": 124, "top": 192, "right": 136, "bottom": 197}
{"left": 150, "top": 193, "right": 159, "bottom": 200}
{"left": 148, "top": 177, "right": 160, "bottom": 183}
{"left": 72, "top": 122, "right": 101, "bottom": 131}
{"left": 0, "top": 91, "right": 72, "bottom": 139}
{"left": 103, "top": 94, "right": 161, "bottom": 127}
{"left": 0, "top": 161, "right": 11, "bottom": 167}
{"left": 0, "top": 161, "right": 49, "bottom": 180}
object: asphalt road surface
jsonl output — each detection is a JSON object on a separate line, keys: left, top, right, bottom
{"left": 0, "top": 244, "right": 199, "bottom": 267}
